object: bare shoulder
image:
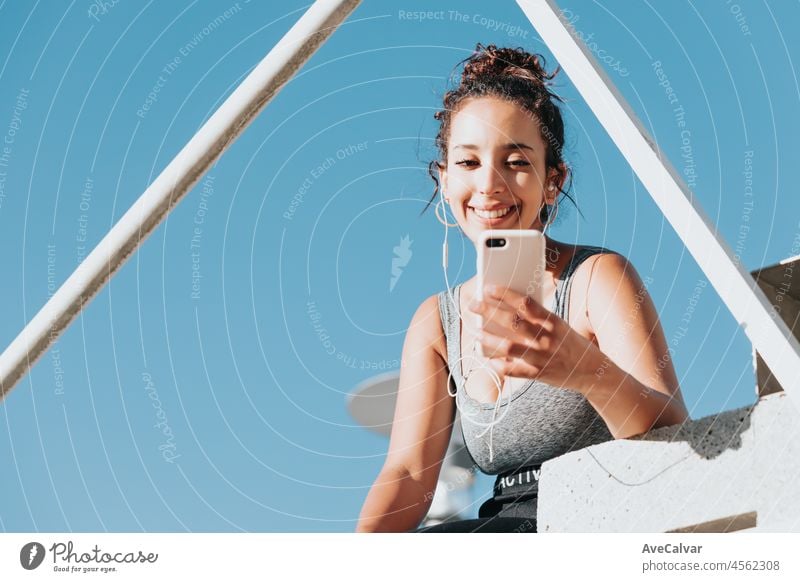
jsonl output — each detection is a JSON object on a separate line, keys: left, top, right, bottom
{"left": 406, "top": 293, "right": 448, "bottom": 364}
{"left": 566, "top": 248, "right": 646, "bottom": 336}
{"left": 569, "top": 248, "right": 681, "bottom": 396}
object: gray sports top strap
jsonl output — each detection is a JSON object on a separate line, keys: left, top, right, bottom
{"left": 438, "top": 246, "right": 615, "bottom": 475}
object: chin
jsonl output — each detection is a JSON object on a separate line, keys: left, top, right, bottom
{"left": 466, "top": 210, "right": 543, "bottom": 235}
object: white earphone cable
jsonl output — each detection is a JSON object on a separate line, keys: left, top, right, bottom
{"left": 439, "top": 191, "right": 513, "bottom": 463}
{"left": 439, "top": 186, "right": 556, "bottom": 463}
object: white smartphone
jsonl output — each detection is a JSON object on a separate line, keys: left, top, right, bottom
{"left": 476, "top": 230, "right": 546, "bottom": 370}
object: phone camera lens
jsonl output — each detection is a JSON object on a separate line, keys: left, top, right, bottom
{"left": 486, "top": 238, "right": 506, "bottom": 248}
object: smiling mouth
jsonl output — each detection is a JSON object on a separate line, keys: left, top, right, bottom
{"left": 469, "top": 205, "right": 519, "bottom": 221}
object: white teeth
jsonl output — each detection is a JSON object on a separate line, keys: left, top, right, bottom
{"left": 473, "top": 206, "right": 513, "bottom": 219}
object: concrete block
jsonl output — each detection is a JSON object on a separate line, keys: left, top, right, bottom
{"left": 749, "top": 393, "right": 800, "bottom": 531}
{"left": 537, "top": 392, "right": 800, "bottom": 532}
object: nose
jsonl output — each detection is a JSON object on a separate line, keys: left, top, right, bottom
{"left": 476, "top": 162, "right": 507, "bottom": 196}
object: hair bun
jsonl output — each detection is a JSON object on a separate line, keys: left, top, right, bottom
{"left": 461, "top": 43, "right": 556, "bottom": 87}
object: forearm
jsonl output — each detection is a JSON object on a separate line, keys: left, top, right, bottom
{"left": 576, "top": 357, "right": 689, "bottom": 439}
{"left": 356, "top": 465, "right": 432, "bottom": 533}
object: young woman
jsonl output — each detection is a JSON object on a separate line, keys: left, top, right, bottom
{"left": 356, "top": 44, "right": 689, "bottom": 533}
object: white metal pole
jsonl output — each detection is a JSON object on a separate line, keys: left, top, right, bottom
{"left": 0, "top": 0, "right": 362, "bottom": 400}
{"left": 516, "top": 0, "right": 800, "bottom": 401}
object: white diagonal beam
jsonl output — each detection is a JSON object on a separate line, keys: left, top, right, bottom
{"left": 0, "top": 0, "right": 362, "bottom": 400}
{"left": 517, "top": 0, "right": 800, "bottom": 402}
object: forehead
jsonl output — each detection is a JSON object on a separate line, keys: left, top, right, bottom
{"left": 448, "top": 96, "right": 545, "bottom": 150}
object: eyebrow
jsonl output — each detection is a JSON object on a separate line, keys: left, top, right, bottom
{"left": 452, "top": 143, "right": 535, "bottom": 152}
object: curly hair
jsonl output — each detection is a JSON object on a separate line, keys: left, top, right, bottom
{"left": 426, "top": 44, "right": 575, "bottom": 224}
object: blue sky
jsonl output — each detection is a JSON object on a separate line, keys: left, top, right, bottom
{"left": 1, "top": 0, "right": 798, "bottom": 532}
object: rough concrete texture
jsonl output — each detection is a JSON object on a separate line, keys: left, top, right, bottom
{"left": 537, "top": 392, "right": 800, "bottom": 532}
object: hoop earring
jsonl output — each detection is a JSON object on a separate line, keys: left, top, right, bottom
{"left": 542, "top": 198, "right": 559, "bottom": 234}
{"left": 547, "top": 199, "right": 559, "bottom": 225}
{"left": 435, "top": 194, "right": 459, "bottom": 227}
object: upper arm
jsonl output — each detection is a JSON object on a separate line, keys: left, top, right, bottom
{"left": 383, "top": 295, "right": 456, "bottom": 492}
{"left": 582, "top": 253, "right": 683, "bottom": 400}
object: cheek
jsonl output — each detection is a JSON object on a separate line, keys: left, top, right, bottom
{"left": 444, "top": 181, "right": 471, "bottom": 208}
{"left": 444, "top": 167, "right": 469, "bottom": 192}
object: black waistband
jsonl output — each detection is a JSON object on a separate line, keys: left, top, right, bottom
{"left": 493, "top": 464, "right": 542, "bottom": 502}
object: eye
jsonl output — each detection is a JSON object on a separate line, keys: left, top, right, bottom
{"left": 454, "top": 159, "right": 479, "bottom": 167}
{"left": 507, "top": 159, "right": 531, "bottom": 167}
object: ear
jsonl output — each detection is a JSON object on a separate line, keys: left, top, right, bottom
{"left": 546, "top": 164, "right": 567, "bottom": 204}
{"left": 437, "top": 162, "right": 448, "bottom": 199}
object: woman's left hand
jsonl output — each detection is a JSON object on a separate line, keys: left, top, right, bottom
{"left": 468, "top": 285, "right": 600, "bottom": 391}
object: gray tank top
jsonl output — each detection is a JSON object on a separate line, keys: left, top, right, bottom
{"left": 438, "top": 246, "right": 615, "bottom": 475}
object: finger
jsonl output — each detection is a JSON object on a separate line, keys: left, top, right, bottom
{"left": 474, "top": 299, "right": 550, "bottom": 335}
{"left": 479, "top": 329, "right": 539, "bottom": 361}
{"left": 478, "top": 330, "right": 513, "bottom": 360}
{"left": 485, "top": 285, "right": 524, "bottom": 303}
{"left": 481, "top": 317, "right": 550, "bottom": 345}
{"left": 468, "top": 298, "right": 522, "bottom": 336}
{"left": 470, "top": 295, "right": 535, "bottom": 332}
{"left": 471, "top": 301, "right": 520, "bottom": 333}
{"left": 486, "top": 286, "right": 551, "bottom": 323}
{"left": 487, "top": 356, "right": 540, "bottom": 382}
{"left": 468, "top": 296, "right": 516, "bottom": 317}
